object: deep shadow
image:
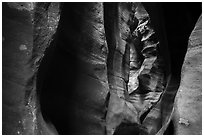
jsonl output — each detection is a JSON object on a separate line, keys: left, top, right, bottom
{"left": 37, "top": 3, "right": 83, "bottom": 135}
{"left": 162, "top": 2, "right": 201, "bottom": 78}
{"left": 37, "top": 3, "right": 108, "bottom": 135}
{"left": 37, "top": 2, "right": 201, "bottom": 135}
{"left": 143, "top": 2, "right": 202, "bottom": 78}
{"left": 37, "top": 35, "right": 79, "bottom": 134}
{"left": 143, "top": 2, "right": 201, "bottom": 135}
{"left": 113, "top": 122, "right": 148, "bottom": 135}
{"left": 164, "top": 120, "right": 175, "bottom": 135}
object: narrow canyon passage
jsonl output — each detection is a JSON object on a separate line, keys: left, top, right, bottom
{"left": 37, "top": 3, "right": 201, "bottom": 134}
{"left": 2, "top": 2, "right": 202, "bottom": 135}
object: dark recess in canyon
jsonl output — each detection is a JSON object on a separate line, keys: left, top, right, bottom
{"left": 143, "top": 2, "right": 201, "bottom": 78}
{"left": 2, "top": 2, "right": 202, "bottom": 135}
{"left": 37, "top": 2, "right": 201, "bottom": 134}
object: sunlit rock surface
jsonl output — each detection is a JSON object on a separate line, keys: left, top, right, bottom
{"left": 174, "top": 15, "right": 202, "bottom": 135}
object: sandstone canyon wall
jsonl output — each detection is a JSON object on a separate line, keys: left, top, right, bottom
{"left": 2, "top": 2, "right": 202, "bottom": 135}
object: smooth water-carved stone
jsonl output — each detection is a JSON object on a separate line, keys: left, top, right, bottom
{"left": 174, "top": 15, "right": 202, "bottom": 135}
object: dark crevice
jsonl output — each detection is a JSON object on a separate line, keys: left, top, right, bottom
{"left": 36, "top": 2, "right": 201, "bottom": 135}
{"left": 140, "top": 107, "right": 151, "bottom": 123}
{"left": 164, "top": 120, "right": 175, "bottom": 135}
{"left": 103, "top": 3, "right": 118, "bottom": 76}
{"left": 161, "top": 2, "right": 201, "bottom": 78}
{"left": 37, "top": 3, "right": 81, "bottom": 134}
{"left": 113, "top": 122, "right": 148, "bottom": 135}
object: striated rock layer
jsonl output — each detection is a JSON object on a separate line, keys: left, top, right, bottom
{"left": 104, "top": 3, "right": 167, "bottom": 134}
{"left": 39, "top": 2, "right": 169, "bottom": 134}
{"left": 2, "top": 2, "right": 169, "bottom": 134}
{"left": 2, "top": 2, "right": 202, "bottom": 135}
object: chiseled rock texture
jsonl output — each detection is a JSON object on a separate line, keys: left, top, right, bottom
{"left": 2, "top": 2, "right": 169, "bottom": 135}
{"left": 39, "top": 2, "right": 169, "bottom": 135}
{"left": 2, "top": 2, "right": 60, "bottom": 134}
{"left": 3, "top": 2, "right": 168, "bottom": 134}
{"left": 45, "top": 3, "right": 109, "bottom": 134}
{"left": 2, "top": 2, "right": 201, "bottom": 135}
{"left": 174, "top": 15, "right": 202, "bottom": 135}
{"left": 2, "top": 2, "right": 34, "bottom": 134}
{"left": 104, "top": 3, "right": 167, "bottom": 135}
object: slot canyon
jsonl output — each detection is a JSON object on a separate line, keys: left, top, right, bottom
{"left": 2, "top": 2, "right": 202, "bottom": 135}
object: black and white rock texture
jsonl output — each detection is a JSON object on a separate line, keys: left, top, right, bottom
{"left": 2, "top": 2, "right": 60, "bottom": 134}
{"left": 174, "top": 15, "right": 202, "bottom": 135}
{"left": 2, "top": 2, "right": 202, "bottom": 135}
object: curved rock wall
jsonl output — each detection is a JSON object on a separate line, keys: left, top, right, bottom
{"left": 174, "top": 15, "right": 202, "bottom": 135}
{"left": 2, "top": 2, "right": 60, "bottom": 134}
{"left": 2, "top": 2, "right": 202, "bottom": 135}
